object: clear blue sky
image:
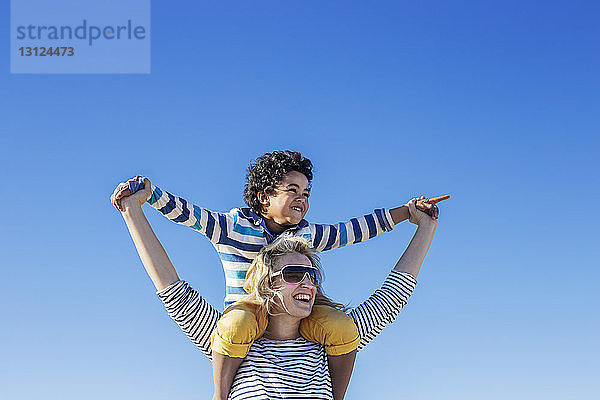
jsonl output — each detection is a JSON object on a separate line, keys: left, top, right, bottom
{"left": 1, "top": 1, "right": 599, "bottom": 399}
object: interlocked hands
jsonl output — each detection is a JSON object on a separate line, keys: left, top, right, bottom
{"left": 110, "top": 176, "right": 152, "bottom": 212}
{"left": 409, "top": 195, "right": 450, "bottom": 226}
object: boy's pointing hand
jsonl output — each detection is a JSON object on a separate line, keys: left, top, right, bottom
{"left": 423, "top": 195, "right": 450, "bottom": 205}
{"left": 415, "top": 195, "right": 450, "bottom": 220}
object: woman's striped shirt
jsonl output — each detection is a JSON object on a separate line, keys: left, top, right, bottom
{"left": 157, "top": 269, "right": 417, "bottom": 399}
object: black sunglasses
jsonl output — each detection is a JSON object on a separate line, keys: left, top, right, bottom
{"left": 271, "top": 264, "right": 321, "bottom": 285}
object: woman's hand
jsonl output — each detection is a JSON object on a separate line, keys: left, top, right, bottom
{"left": 110, "top": 177, "right": 152, "bottom": 212}
{"left": 407, "top": 197, "right": 438, "bottom": 227}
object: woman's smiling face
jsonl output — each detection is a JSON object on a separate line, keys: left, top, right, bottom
{"left": 270, "top": 252, "right": 317, "bottom": 319}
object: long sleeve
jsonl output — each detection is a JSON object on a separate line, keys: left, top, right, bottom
{"left": 309, "top": 208, "right": 395, "bottom": 252}
{"left": 157, "top": 280, "right": 222, "bottom": 359}
{"left": 143, "top": 181, "right": 265, "bottom": 306}
{"left": 147, "top": 184, "right": 228, "bottom": 244}
{"left": 349, "top": 270, "right": 417, "bottom": 351}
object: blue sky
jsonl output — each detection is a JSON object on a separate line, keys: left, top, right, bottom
{"left": 1, "top": 1, "right": 599, "bottom": 399}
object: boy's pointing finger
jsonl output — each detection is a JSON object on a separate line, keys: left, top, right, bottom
{"left": 426, "top": 195, "right": 450, "bottom": 204}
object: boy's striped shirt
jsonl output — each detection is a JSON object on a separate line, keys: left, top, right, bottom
{"left": 147, "top": 184, "right": 396, "bottom": 306}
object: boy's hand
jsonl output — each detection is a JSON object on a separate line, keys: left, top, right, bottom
{"left": 414, "top": 195, "right": 450, "bottom": 220}
{"left": 110, "top": 177, "right": 152, "bottom": 212}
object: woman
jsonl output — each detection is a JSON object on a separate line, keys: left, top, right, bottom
{"left": 116, "top": 187, "right": 437, "bottom": 400}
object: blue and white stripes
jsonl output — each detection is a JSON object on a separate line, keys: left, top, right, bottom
{"left": 148, "top": 184, "right": 396, "bottom": 306}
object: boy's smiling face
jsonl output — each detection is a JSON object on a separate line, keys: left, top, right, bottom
{"left": 259, "top": 171, "right": 310, "bottom": 230}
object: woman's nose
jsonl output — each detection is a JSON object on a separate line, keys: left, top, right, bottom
{"left": 299, "top": 274, "right": 315, "bottom": 287}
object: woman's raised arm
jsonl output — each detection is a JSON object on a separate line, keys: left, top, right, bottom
{"left": 113, "top": 181, "right": 221, "bottom": 359}
{"left": 115, "top": 183, "right": 180, "bottom": 291}
{"left": 393, "top": 198, "right": 438, "bottom": 279}
{"left": 349, "top": 197, "right": 440, "bottom": 350}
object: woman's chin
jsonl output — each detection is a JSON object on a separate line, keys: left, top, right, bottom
{"left": 290, "top": 301, "right": 313, "bottom": 318}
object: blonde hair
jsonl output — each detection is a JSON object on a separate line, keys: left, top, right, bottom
{"left": 243, "top": 236, "right": 346, "bottom": 318}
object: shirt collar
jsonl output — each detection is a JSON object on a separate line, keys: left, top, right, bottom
{"left": 243, "top": 208, "right": 308, "bottom": 233}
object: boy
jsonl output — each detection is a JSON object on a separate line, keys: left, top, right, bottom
{"left": 112, "top": 150, "right": 437, "bottom": 399}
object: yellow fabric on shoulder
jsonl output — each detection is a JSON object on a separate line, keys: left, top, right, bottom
{"left": 210, "top": 300, "right": 268, "bottom": 358}
{"left": 300, "top": 305, "right": 360, "bottom": 356}
{"left": 211, "top": 302, "right": 359, "bottom": 358}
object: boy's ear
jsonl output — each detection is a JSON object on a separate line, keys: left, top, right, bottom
{"left": 257, "top": 191, "right": 270, "bottom": 208}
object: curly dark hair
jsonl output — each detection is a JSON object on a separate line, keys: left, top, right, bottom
{"left": 244, "top": 150, "right": 313, "bottom": 215}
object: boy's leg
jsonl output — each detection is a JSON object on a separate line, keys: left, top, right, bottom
{"left": 212, "top": 352, "right": 244, "bottom": 400}
{"left": 211, "top": 300, "right": 268, "bottom": 357}
{"left": 327, "top": 350, "right": 357, "bottom": 400}
{"left": 300, "top": 305, "right": 360, "bottom": 400}
{"left": 210, "top": 301, "right": 268, "bottom": 399}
